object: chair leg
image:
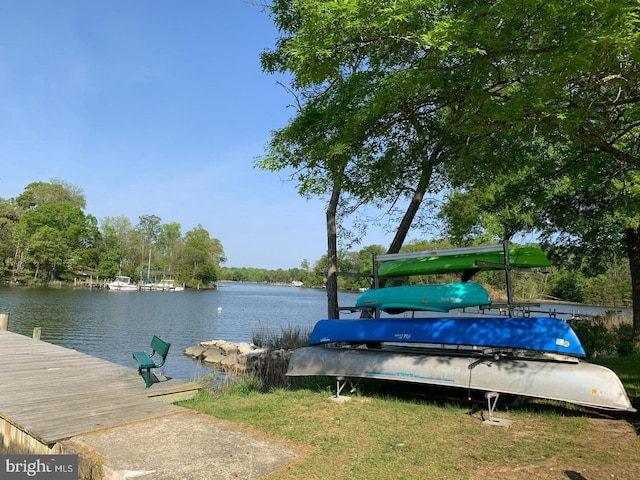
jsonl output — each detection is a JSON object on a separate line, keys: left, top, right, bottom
{"left": 145, "top": 368, "right": 152, "bottom": 388}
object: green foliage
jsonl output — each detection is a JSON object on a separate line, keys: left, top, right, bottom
{"left": 219, "top": 373, "right": 265, "bottom": 396}
{"left": 550, "top": 272, "right": 585, "bottom": 303}
{"left": 2, "top": 182, "right": 227, "bottom": 285}
{"left": 251, "top": 324, "right": 311, "bottom": 351}
{"left": 16, "top": 180, "right": 86, "bottom": 210}
{"left": 12, "top": 202, "right": 100, "bottom": 280}
{"left": 615, "top": 324, "right": 637, "bottom": 357}
{"left": 571, "top": 315, "right": 636, "bottom": 359}
{"left": 262, "top": 0, "right": 640, "bottom": 342}
{"left": 177, "top": 225, "right": 225, "bottom": 284}
{"left": 571, "top": 322, "right": 616, "bottom": 358}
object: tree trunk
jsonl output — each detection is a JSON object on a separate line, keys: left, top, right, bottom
{"left": 386, "top": 163, "right": 434, "bottom": 255}
{"left": 360, "top": 160, "right": 435, "bottom": 320}
{"left": 12, "top": 247, "right": 22, "bottom": 281}
{"left": 625, "top": 226, "right": 640, "bottom": 347}
{"left": 372, "top": 160, "right": 434, "bottom": 295}
{"left": 326, "top": 181, "right": 341, "bottom": 319}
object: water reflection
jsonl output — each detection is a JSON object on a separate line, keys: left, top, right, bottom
{"left": 0, "top": 283, "right": 360, "bottom": 381}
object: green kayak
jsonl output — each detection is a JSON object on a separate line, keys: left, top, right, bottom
{"left": 377, "top": 247, "right": 549, "bottom": 277}
{"left": 355, "top": 282, "right": 491, "bottom": 313}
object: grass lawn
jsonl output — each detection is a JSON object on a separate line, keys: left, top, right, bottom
{"left": 180, "top": 354, "right": 640, "bottom": 480}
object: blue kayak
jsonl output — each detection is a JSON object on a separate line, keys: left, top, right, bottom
{"left": 309, "top": 316, "right": 586, "bottom": 356}
{"left": 355, "top": 283, "right": 491, "bottom": 313}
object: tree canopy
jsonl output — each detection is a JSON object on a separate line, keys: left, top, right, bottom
{"left": 1, "top": 181, "right": 226, "bottom": 286}
{"left": 260, "top": 0, "right": 640, "bottom": 334}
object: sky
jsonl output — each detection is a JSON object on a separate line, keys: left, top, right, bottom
{"left": 0, "top": 0, "right": 406, "bottom": 270}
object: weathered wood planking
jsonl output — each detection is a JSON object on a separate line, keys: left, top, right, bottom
{"left": 0, "top": 331, "right": 200, "bottom": 445}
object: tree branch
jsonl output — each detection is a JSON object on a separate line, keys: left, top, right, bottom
{"left": 578, "top": 125, "right": 640, "bottom": 169}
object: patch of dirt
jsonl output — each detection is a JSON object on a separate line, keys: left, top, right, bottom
{"left": 471, "top": 416, "right": 640, "bottom": 480}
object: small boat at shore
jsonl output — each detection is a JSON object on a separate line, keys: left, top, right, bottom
{"left": 308, "top": 316, "right": 586, "bottom": 357}
{"left": 107, "top": 276, "right": 138, "bottom": 291}
{"left": 139, "top": 279, "right": 185, "bottom": 291}
{"left": 287, "top": 346, "right": 635, "bottom": 412}
{"left": 355, "top": 282, "right": 490, "bottom": 313}
{"left": 155, "top": 279, "right": 185, "bottom": 291}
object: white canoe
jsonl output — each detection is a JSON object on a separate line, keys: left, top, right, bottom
{"left": 287, "top": 346, "right": 635, "bottom": 412}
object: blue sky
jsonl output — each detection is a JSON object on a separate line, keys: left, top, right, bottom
{"left": 0, "top": 0, "right": 404, "bottom": 270}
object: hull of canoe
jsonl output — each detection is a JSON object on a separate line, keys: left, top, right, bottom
{"left": 287, "top": 346, "right": 635, "bottom": 412}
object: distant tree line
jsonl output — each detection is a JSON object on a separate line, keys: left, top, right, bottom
{"left": 0, "top": 180, "right": 226, "bottom": 286}
{"left": 1, "top": 180, "right": 631, "bottom": 305}
{"left": 220, "top": 239, "right": 632, "bottom": 307}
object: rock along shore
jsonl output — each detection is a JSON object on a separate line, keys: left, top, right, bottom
{"left": 183, "top": 339, "right": 292, "bottom": 372}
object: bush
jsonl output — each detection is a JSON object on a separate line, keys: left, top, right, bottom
{"left": 202, "top": 325, "right": 309, "bottom": 391}
{"left": 252, "top": 355, "right": 292, "bottom": 390}
{"left": 250, "top": 325, "right": 311, "bottom": 389}
{"left": 615, "top": 323, "right": 637, "bottom": 357}
{"left": 220, "top": 373, "right": 264, "bottom": 395}
{"left": 251, "top": 324, "right": 310, "bottom": 350}
{"left": 572, "top": 321, "right": 616, "bottom": 358}
{"left": 571, "top": 314, "right": 635, "bottom": 358}
{"left": 551, "top": 272, "right": 584, "bottom": 303}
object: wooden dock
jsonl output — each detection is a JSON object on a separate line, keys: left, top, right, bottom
{"left": 0, "top": 330, "right": 201, "bottom": 448}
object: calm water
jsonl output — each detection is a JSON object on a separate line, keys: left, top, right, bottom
{"left": 0, "top": 282, "right": 629, "bottom": 381}
{"left": 0, "top": 282, "right": 360, "bottom": 381}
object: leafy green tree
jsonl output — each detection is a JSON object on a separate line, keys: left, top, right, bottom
{"left": 2, "top": 180, "right": 232, "bottom": 286}
{"left": 261, "top": 1, "right": 460, "bottom": 315}
{"left": 16, "top": 179, "right": 86, "bottom": 210}
{"left": 28, "top": 226, "right": 67, "bottom": 280}
{"left": 156, "top": 222, "right": 183, "bottom": 277}
{"left": 551, "top": 271, "right": 585, "bottom": 304}
{"left": 96, "top": 216, "right": 138, "bottom": 279}
{"left": 262, "top": 0, "right": 640, "bottom": 339}
{"left": 13, "top": 203, "right": 99, "bottom": 280}
{"left": 179, "top": 225, "right": 225, "bottom": 284}
{"left": 256, "top": 83, "right": 355, "bottom": 317}
{"left": 136, "top": 214, "right": 162, "bottom": 282}
{"left": 356, "top": 244, "right": 386, "bottom": 288}
{"left": 0, "top": 197, "right": 18, "bottom": 277}
{"left": 299, "top": 259, "right": 312, "bottom": 285}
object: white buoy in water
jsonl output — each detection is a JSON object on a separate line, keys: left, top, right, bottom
{"left": 217, "top": 307, "right": 222, "bottom": 314}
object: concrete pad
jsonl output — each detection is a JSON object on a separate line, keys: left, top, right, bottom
{"left": 64, "top": 411, "right": 300, "bottom": 480}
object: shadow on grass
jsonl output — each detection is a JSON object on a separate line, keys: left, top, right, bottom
{"left": 289, "top": 373, "right": 639, "bottom": 430}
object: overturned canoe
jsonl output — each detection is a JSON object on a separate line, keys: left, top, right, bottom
{"left": 377, "top": 247, "right": 550, "bottom": 277}
{"left": 355, "top": 283, "right": 491, "bottom": 313}
{"left": 308, "top": 316, "right": 586, "bottom": 357}
{"left": 287, "top": 346, "right": 635, "bottom": 412}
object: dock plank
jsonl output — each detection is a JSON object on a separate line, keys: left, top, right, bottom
{"left": 0, "top": 331, "right": 200, "bottom": 445}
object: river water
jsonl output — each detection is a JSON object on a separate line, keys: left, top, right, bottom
{"left": 0, "top": 282, "right": 360, "bottom": 381}
{"left": 0, "top": 282, "right": 630, "bottom": 381}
